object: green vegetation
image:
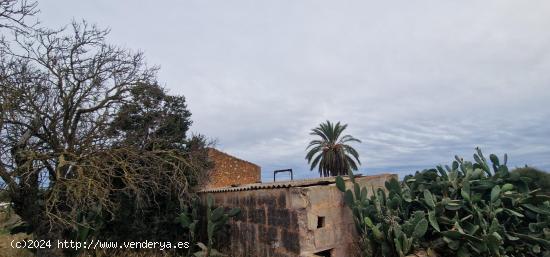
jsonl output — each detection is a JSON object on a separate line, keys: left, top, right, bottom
{"left": 0, "top": 208, "right": 34, "bottom": 257}
{"left": 337, "top": 148, "right": 550, "bottom": 257}
{"left": 1, "top": 1, "right": 215, "bottom": 256}
{"left": 512, "top": 167, "right": 550, "bottom": 195}
{"left": 306, "top": 120, "right": 361, "bottom": 177}
{"left": 177, "top": 194, "right": 240, "bottom": 257}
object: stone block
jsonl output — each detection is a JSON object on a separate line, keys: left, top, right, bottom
{"left": 249, "top": 208, "right": 266, "bottom": 224}
{"left": 203, "top": 174, "right": 397, "bottom": 257}
{"left": 277, "top": 192, "right": 287, "bottom": 208}
{"left": 268, "top": 209, "right": 290, "bottom": 227}
{"left": 202, "top": 148, "right": 261, "bottom": 190}
{"left": 281, "top": 230, "right": 300, "bottom": 254}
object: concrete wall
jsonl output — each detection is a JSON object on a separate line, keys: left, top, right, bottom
{"left": 208, "top": 188, "right": 300, "bottom": 257}
{"left": 204, "top": 174, "right": 396, "bottom": 257}
{"left": 204, "top": 148, "right": 261, "bottom": 189}
{"left": 296, "top": 174, "right": 395, "bottom": 257}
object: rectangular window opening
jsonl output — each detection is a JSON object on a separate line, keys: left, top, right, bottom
{"left": 317, "top": 216, "right": 325, "bottom": 228}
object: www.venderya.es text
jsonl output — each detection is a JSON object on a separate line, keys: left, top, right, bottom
{"left": 11, "top": 239, "right": 190, "bottom": 251}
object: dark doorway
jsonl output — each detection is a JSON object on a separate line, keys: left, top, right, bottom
{"left": 314, "top": 249, "right": 333, "bottom": 257}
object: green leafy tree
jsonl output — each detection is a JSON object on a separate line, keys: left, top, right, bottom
{"left": 97, "top": 83, "right": 211, "bottom": 243}
{"left": 108, "top": 82, "right": 192, "bottom": 150}
{"left": 305, "top": 120, "right": 361, "bottom": 177}
{"left": 0, "top": 19, "right": 211, "bottom": 256}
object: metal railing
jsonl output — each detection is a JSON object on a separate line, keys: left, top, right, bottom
{"left": 273, "top": 169, "right": 293, "bottom": 182}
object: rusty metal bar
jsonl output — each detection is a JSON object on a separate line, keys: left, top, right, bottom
{"left": 273, "top": 169, "right": 293, "bottom": 182}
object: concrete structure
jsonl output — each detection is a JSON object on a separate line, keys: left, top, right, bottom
{"left": 200, "top": 174, "right": 396, "bottom": 257}
{"left": 203, "top": 148, "right": 261, "bottom": 190}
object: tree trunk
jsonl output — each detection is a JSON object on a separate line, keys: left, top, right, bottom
{"left": 11, "top": 183, "right": 67, "bottom": 257}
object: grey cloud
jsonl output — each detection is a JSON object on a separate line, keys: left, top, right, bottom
{"left": 38, "top": 0, "right": 550, "bottom": 180}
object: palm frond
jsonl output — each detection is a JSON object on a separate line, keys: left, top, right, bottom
{"left": 305, "top": 120, "right": 362, "bottom": 177}
{"left": 310, "top": 153, "right": 323, "bottom": 171}
{"left": 345, "top": 155, "right": 359, "bottom": 171}
{"left": 340, "top": 134, "right": 361, "bottom": 144}
{"left": 343, "top": 144, "right": 361, "bottom": 164}
{"left": 305, "top": 145, "right": 323, "bottom": 161}
{"left": 306, "top": 140, "right": 324, "bottom": 150}
{"left": 310, "top": 128, "right": 329, "bottom": 141}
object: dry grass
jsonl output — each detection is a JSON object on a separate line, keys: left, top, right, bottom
{"left": 0, "top": 210, "right": 178, "bottom": 257}
{"left": 0, "top": 209, "right": 34, "bottom": 257}
{"left": 0, "top": 232, "right": 34, "bottom": 257}
{"left": 0, "top": 209, "right": 238, "bottom": 257}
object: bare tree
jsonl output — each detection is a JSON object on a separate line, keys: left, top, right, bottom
{"left": 0, "top": 0, "right": 37, "bottom": 31}
{"left": 1, "top": 21, "right": 209, "bottom": 256}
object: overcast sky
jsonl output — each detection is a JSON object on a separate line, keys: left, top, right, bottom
{"left": 38, "top": 1, "right": 550, "bottom": 181}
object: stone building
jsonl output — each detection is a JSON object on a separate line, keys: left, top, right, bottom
{"left": 203, "top": 148, "right": 261, "bottom": 190}
{"left": 200, "top": 174, "right": 396, "bottom": 257}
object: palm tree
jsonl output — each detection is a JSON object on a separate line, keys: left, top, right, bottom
{"left": 305, "top": 120, "right": 361, "bottom": 177}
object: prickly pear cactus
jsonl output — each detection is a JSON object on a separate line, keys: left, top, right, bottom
{"left": 337, "top": 148, "right": 550, "bottom": 257}
{"left": 177, "top": 195, "right": 240, "bottom": 257}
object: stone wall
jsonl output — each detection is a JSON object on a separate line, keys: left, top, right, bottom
{"left": 204, "top": 148, "right": 261, "bottom": 189}
{"left": 299, "top": 174, "right": 396, "bottom": 256}
{"left": 208, "top": 188, "right": 300, "bottom": 257}
{"left": 202, "top": 174, "right": 396, "bottom": 257}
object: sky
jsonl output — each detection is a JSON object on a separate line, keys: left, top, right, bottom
{"left": 37, "top": 0, "right": 550, "bottom": 181}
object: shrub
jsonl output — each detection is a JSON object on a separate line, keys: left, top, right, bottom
{"left": 512, "top": 167, "right": 550, "bottom": 195}
{"left": 337, "top": 148, "right": 550, "bottom": 257}
{"left": 176, "top": 194, "right": 240, "bottom": 257}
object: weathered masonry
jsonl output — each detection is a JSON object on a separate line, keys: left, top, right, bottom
{"left": 203, "top": 148, "right": 261, "bottom": 190}
{"left": 201, "top": 174, "right": 396, "bottom": 257}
